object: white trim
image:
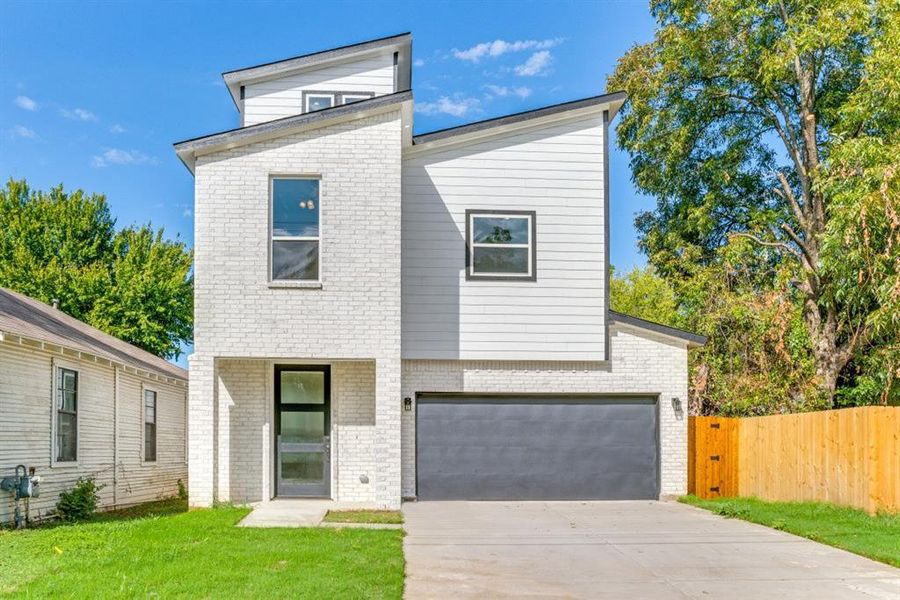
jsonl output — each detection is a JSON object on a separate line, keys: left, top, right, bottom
{"left": 141, "top": 384, "right": 159, "bottom": 464}
{"left": 50, "top": 357, "right": 81, "bottom": 468}
{"left": 269, "top": 175, "right": 324, "bottom": 285}
{"left": 468, "top": 212, "right": 534, "bottom": 278}
{"left": 305, "top": 93, "right": 335, "bottom": 113}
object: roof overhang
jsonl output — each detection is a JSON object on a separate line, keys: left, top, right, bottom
{"left": 174, "top": 90, "right": 413, "bottom": 174}
{"left": 0, "top": 329, "right": 188, "bottom": 386}
{"left": 408, "top": 91, "right": 626, "bottom": 154}
{"left": 608, "top": 310, "right": 707, "bottom": 348}
{"left": 222, "top": 32, "right": 412, "bottom": 108}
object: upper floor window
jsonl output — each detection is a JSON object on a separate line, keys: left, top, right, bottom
{"left": 271, "top": 178, "right": 320, "bottom": 281}
{"left": 144, "top": 389, "right": 157, "bottom": 462}
{"left": 466, "top": 210, "right": 536, "bottom": 281}
{"left": 303, "top": 91, "right": 375, "bottom": 113}
{"left": 55, "top": 367, "right": 78, "bottom": 462}
{"left": 341, "top": 93, "right": 372, "bottom": 105}
{"left": 305, "top": 93, "right": 334, "bottom": 112}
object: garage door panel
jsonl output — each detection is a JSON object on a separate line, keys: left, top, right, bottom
{"left": 416, "top": 395, "right": 659, "bottom": 500}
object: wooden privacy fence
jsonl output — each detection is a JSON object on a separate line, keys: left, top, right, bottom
{"left": 688, "top": 406, "right": 900, "bottom": 514}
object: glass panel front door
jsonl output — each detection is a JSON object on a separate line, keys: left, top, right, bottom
{"left": 276, "top": 366, "right": 330, "bottom": 497}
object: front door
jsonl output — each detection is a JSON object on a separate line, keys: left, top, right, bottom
{"left": 275, "top": 365, "right": 330, "bottom": 497}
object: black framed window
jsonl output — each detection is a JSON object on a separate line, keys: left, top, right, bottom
{"left": 56, "top": 367, "right": 78, "bottom": 462}
{"left": 144, "top": 389, "right": 157, "bottom": 462}
{"left": 271, "top": 178, "right": 320, "bottom": 281}
{"left": 466, "top": 210, "right": 536, "bottom": 281}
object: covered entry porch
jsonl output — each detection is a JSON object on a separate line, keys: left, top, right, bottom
{"left": 191, "top": 357, "right": 400, "bottom": 507}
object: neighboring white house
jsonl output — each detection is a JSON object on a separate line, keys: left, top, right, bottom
{"left": 174, "top": 33, "right": 705, "bottom": 509}
{"left": 0, "top": 288, "right": 188, "bottom": 523}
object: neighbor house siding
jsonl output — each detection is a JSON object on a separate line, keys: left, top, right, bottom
{"left": 0, "top": 341, "right": 186, "bottom": 524}
{"left": 242, "top": 52, "right": 396, "bottom": 126}
{"left": 400, "top": 325, "right": 689, "bottom": 499}
{"left": 401, "top": 113, "right": 607, "bottom": 361}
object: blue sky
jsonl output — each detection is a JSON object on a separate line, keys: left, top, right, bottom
{"left": 2, "top": 0, "right": 658, "bottom": 364}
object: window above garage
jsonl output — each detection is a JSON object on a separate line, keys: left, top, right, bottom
{"left": 465, "top": 210, "right": 536, "bottom": 281}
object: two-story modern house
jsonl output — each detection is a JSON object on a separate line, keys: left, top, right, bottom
{"left": 175, "top": 33, "right": 704, "bottom": 509}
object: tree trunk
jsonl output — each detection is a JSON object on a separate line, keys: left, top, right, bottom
{"left": 805, "top": 301, "right": 853, "bottom": 405}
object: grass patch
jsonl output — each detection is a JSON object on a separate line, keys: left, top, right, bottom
{"left": 323, "top": 510, "right": 404, "bottom": 525}
{"left": 0, "top": 502, "right": 404, "bottom": 598}
{"left": 680, "top": 495, "right": 900, "bottom": 567}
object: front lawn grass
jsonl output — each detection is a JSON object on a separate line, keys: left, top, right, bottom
{"left": 323, "top": 510, "right": 404, "bottom": 524}
{"left": 681, "top": 495, "right": 900, "bottom": 567}
{"left": 0, "top": 503, "right": 404, "bottom": 598}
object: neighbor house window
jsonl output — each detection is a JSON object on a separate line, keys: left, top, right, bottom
{"left": 466, "top": 210, "right": 536, "bottom": 280}
{"left": 271, "top": 178, "right": 320, "bottom": 281}
{"left": 144, "top": 389, "right": 157, "bottom": 462}
{"left": 305, "top": 93, "right": 334, "bottom": 112}
{"left": 55, "top": 367, "right": 78, "bottom": 462}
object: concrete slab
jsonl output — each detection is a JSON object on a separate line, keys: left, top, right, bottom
{"left": 237, "top": 499, "right": 377, "bottom": 528}
{"left": 403, "top": 500, "right": 900, "bottom": 599}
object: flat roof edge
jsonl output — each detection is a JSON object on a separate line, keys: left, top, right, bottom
{"left": 222, "top": 32, "right": 412, "bottom": 82}
{"left": 412, "top": 91, "right": 626, "bottom": 147}
{"left": 609, "top": 310, "right": 707, "bottom": 346}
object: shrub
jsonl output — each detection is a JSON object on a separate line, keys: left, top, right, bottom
{"left": 56, "top": 477, "right": 103, "bottom": 522}
{"left": 177, "top": 479, "right": 188, "bottom": 501}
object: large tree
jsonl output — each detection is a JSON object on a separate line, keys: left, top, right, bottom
{"left": 610, "top": 0, "right": 898, "bottom": 401}
{"left": 0, "top": 179, "right": 193, "bottom": 358}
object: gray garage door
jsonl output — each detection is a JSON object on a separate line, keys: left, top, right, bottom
{"left": 416, "top": 395, "right": 659, "bottom": 500}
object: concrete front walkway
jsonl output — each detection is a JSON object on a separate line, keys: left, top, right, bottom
{"left": 403, "top": 500, "right": 900, "bottom": 599}
{"left": 237, "top": 499, "right": 377, "bottom": 527}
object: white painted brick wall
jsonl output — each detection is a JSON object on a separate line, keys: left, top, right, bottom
{"left": 400, "top": 325, "right": 690, "bottom": 498}
{"left": 189, "top": 110, "right": 403, "bottom": 507}
{"left": 332, "top": 361, "right": 376, "bottom": 502}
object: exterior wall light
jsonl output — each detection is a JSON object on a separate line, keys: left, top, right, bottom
{"left": 671, "top": 397, "right": 683, "bottom": 414}
{"left": 404, "top": 397, "right": 412, "bottom": 411}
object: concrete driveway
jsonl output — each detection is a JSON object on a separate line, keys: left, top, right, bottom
{"left": 403, "top": 501, "right": 900, "bottom": 599}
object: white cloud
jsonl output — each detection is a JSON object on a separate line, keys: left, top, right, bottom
{"left": 483, "top": 84, "right": 532, "bottom": 99}
{"left": 14, "top": 96, "right": 37, "bottom": 111}
{"left": 514, "top": 51, "right": 553, "bottom": 76}
{"left": 413, "top": 58, "right": 425, "bottom": 67}
{"left": 11, "top": 125, "right": 36, "bottom": 139}
{"left": 452, "top": 38, "right": 562, "bottom": 63}
{"left": 61, "top": 108, "right": 98, "bottom": 121}
{"left": 91, "top": 148, "right": 156, "bottom": 168}
{"left": 415, "top": 96, "right": 480, "bottom": 117}
{"left": 109, "top": 124, "right": 126, "bottom": 134}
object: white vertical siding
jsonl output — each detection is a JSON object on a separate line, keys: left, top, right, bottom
{"left": 401, "top": 114, "right": 607, "bottom": 361}
{"left": 0, "top": 341, "right": 186, "bottom": 524}
{"left": 243, "top": 52, "right": 395, "bottom": 126}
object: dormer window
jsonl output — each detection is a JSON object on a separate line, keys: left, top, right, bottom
{"left": 305, "top": 93, "right": 334, "bottom": 112}
{"left": 302, "top": 91, "right": 375, "bottom": 113}
{"left": 342, "top": 93, "right": 372, "bottom": 105}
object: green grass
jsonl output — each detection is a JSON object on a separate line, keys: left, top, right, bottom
{"left": 0, "top": 501, "right": 404, "bottom": 598}
{"left": 681, "top": 495, "right": 900, "bottom": 567}
{"left": 323, "top": 510, "right": 404, "bottom": 525}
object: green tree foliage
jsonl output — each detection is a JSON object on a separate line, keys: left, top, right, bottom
{"left": 0, "top": 179, "right": 193, "bottom": 358}
{"left": 609, "top": 265, "right": 680, "bottom": 326}
{"left": 609, "top": 0, "right": 899, "bottom": 406}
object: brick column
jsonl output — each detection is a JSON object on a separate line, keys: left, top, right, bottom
{"left": 374, "top": 357, "right": 402, "bottom": 508}
{"left": 188, "top": 354, "right": 216, "bottom": 507}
